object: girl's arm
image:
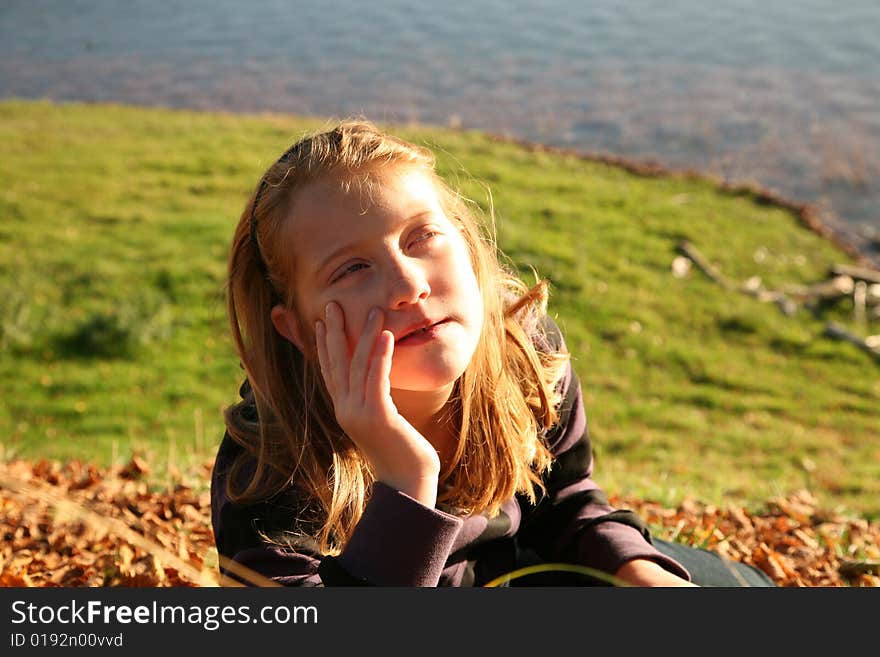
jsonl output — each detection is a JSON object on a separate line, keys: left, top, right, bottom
{"left": 517, "top": 319, "right": 692, "bottom": 585}
{"left": 211, "top": 429, "right": 463, "bottom": 587}
{"left": 315, "top": 302, "right": 442, "bottom": 506}
{"left": 210, "top": 368, "right": 463, "bottom": 586}
{"left": 210, "top": 433, "right": 325, "bottom": 586}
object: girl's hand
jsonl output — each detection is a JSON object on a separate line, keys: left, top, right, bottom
{"left": 614, "top": 559, "right": 699, "bottom": 587}
{"left": 315, "top": 302, "right": 441, "bottom": 507}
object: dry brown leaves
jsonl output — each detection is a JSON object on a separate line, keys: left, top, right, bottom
{"left": 0, "top": 458, "right": 219, "bottom": 587}
{"left": 611, "top": 492, "right": 880, "bottom": 587}
{"left": 1, "top": 458, "right": 877, "bottom": 587}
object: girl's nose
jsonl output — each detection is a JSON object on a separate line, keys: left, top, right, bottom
{"left": 388, "top": 258, "right": 431, "bottom": 309}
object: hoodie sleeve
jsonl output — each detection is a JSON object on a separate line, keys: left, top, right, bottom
{"left": 516, "top": 318, "right": 691, "bottom": 581}
{"left": 210, "top": 383, "right": 462, "bottom": 587}
{"left": 212, "top": 454, "right": 462, "bottom": 586}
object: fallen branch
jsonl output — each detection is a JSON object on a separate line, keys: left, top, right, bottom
{"left": 830, "top": 263, "right": 880, "bottom": 285}
{"left": 677, "top": 240, "right": 736, "bottom": 290}
{"left": 676, "top": 242, "right": 880, "bottom": 361}
{"left": 782, "top": 275, "right": 854, "bottom": 304}
{"left": 677, "top": 240, "right": 797, "bottom": 315}
{"left": 824, "top": 322, "right": 880, "bottom": 361}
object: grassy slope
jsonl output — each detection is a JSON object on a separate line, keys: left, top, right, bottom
{"left": 1, "top": 100, "right": 877, "bottom": 518}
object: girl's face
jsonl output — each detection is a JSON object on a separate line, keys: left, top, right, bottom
{"left": 281, "top": 166, "right": 484, "bottom": 393}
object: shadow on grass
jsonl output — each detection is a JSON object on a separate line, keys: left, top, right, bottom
{"left": 50, "top": 312, "right": 140, "bottom": 359}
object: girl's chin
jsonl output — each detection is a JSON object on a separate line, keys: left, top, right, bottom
{"left": 389, "top": 377, "right": 459, "bottom": 395}
{"left": 388, "top": 343, "right": 477, "bottom": 392}
{"left": 389, "top": 367, "right": 466, "bottom": 394}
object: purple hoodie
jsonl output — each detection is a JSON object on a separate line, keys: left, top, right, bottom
{"left": 211, "top": 319, "right": 690, "bottom": 586}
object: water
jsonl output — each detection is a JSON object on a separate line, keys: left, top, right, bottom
{"left": 2, "top": 0, "right": 879, "bottom": 261}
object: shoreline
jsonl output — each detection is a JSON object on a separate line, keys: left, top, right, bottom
{"left": 473, "top": 129, "right": 880, "bottom": 271}
{"left": 255, "top": 102, "right": 880, "bottom": 270}
{"left": 10, "top": 97, "right": 879, "bottom": 269}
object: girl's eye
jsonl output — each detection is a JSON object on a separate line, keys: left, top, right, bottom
{"left": 329, "top": 230, "right": 441, "bottom": 283}
{"left": 410, "top": 230, "right": 440, "bottom": 247}
{"left": 331, "top": 262, "right": 368, "bottom": 282}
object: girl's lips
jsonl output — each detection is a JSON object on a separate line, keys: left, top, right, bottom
{"left": 395, "top": 319, "right": 450, "bottom": 346}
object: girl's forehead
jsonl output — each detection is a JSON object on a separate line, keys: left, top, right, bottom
{"left": 292, "top": 167, "right": 442, "bottom": 226}
{"left": 285, "top": 167, "right": 447, "bottom": 273}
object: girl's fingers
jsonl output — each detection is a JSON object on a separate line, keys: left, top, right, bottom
{"left": 348, "top": 307, "right": 384, "bottom": 399}
{"left": 323, "top": 302, "right": 350, "bottom": 395}
{"left": 319, "top": 303, "right": 395, "bottom": 420}
{"left": 364, "top": 330, "right": 394, "bottom": 404}
{"left": 314, "top": 319, "right": 337, "bottom": 394}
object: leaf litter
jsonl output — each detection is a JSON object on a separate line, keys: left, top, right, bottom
{"left": 1, "top": 458, "right": 877, "bottom": 587}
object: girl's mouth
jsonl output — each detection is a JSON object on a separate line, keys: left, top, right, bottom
{"left": 396, "top": 319, "right": 450, "bottom": 346}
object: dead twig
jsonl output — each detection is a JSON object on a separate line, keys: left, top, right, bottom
{"left": 823, "top": 322, "right": 880, "bottom": 361}
{"left": 677, "top": 240, "right": 736, "bottom": 290}
{"left": 782, "top": 276, "right": 854, "bottom": 304}
{"left": 830, "top": 263, "right": 880, "bottom": 285}
{"left": 677, "top": 240, "right": 798, "bottom": 314}
{"left": 676, "top": 241, "right": 880, "bottom": 360}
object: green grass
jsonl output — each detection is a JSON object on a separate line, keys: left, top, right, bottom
{"left": 1, "top": 99, "right": 878, "bottom": 519}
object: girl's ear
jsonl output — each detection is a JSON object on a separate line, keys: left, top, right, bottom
{"left": 270, "top": 305, "right": 304, "bottom": 352}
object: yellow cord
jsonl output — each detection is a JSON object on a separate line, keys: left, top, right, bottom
{"left": 483, "top": 562, "right": 630, "bottom": 587}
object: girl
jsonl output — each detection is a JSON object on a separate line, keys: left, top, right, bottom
{"left": 211, "top": 119, "right": 773, "bottom": 587}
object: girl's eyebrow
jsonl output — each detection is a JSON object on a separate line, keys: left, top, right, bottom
{"left": 313, "top": 210, "right": 436, "bottom": 277}
{"left": 315, "top": 242, "right": 360, "bottom": 278}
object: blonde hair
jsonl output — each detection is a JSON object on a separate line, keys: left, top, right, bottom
{"left": 224, "top": 119, "right": 570, "bottom": 555}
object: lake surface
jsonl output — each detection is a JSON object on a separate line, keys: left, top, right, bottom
{"left": 2, "top": 0, "right": 879, "bottom": 260}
